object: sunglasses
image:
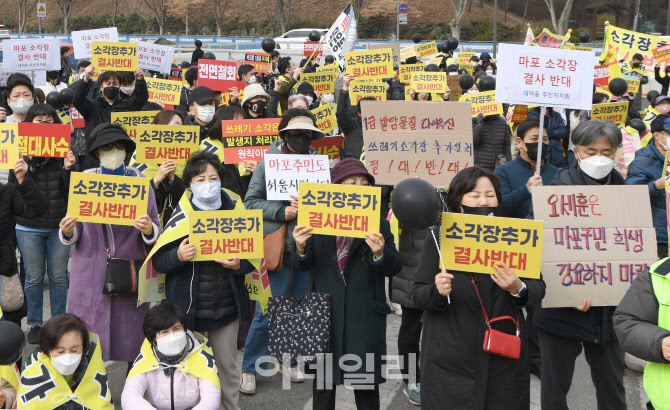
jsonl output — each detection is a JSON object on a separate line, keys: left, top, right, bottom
{"left": 99, "top": 142, "right": 126, "bottom": 151}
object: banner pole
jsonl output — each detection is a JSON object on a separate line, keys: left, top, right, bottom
{"left": 305, "top": 37, "right": 326, "bottom": 68}
{"left": 535, "top": 106, "right": 546, "bottom": 176}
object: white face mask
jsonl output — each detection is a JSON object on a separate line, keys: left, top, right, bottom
{"left": 156, "top": 331, "right": 187, "bottom": 356}
{"left": 448, "top": 72, "right": 458, "bottom": 76}
{"left": 51, "top": 353, "right": 82, "bottom": 376}
{"left": 576, "top": 151, "right": 615, "bottom": 180}
{"left": 9, "top": 98, "right": 33, "bottom": 115}
{"left": 304, "top": 95, "right": 314, "bottom": 106}
{"left": 247, "top": 75, "right": 257, "bottom": 84}
{"left": 191, "top": 180, "right": 221, "bottom": 200}
{"left": 120, "top": 85, "right": 135, "bottom": 95}
{"left": 323, "top": 94, "right": 335, "bottom": 104}
{"left": 98, "top": 148, "right": 126, "bottom": 170}
{"left": 662, "top": 137, "right": 670, "bottom": 151}
{"left": 486, "top": 71, "right": 493, "bottom": 75}
{"left": 467, "top": 89, "right": 479, "bottom": 94}
{"left": 196, "top": 105, "right": 215, "bottom": 123}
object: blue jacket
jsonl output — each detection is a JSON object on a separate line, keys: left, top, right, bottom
{"left": 528, "top": 108, "right": 568, "bottom": 168}
{"left": 495, "top": 155, "right": 559, "bottom": 218}
{"left": 626, "top": 143, "right": 667, "bottom": 245}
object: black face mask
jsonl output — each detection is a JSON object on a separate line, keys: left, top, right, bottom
{"left": 461, "top": 204, "right": 500, "bottom": 217}
{"left": 286, "top": 132, "right": 312, "bottom": 154}
{"left": 632, "top": 62, "right": 641, "bottom": 68}
{"left": 103, "top": 86, "right": 120, "bottom": 100}
{"left": 248, "top": 100, "right": 266, "bottom": 115}
{"left": 524, "top": 142, "right": 549, "bottom": 161}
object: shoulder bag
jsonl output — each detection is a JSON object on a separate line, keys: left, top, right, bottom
{"left": 102, "top": 225, "right": 145, "bottom": 295}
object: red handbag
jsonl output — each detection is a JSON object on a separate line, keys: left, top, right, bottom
{"left": 470, "top": 273, "right": 521, "bottom": 360}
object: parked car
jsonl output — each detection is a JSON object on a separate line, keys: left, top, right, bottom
{"left": 274, "top": 28, "right": 330, "bottom": 55}
{"left": 0, "top": 25, "right": 11, "bottom": 40}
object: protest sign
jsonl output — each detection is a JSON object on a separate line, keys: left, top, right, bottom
{"left": 653, "top": 44, "right": 670, "bottom": 63}
{"left": 17, "top": 123, "right": 70, "bottom": 158}
{"left": 311, "top": 104, "right": 338, "bottom": 134}
{"left": 643, "top": 106, "right": 661, "bottom": 130}
{"left": 0, "top": 70, "right": 44, "bottom": 87}
{"left": 316, "top": 65, "right": 340, "bottom": 74}
{"left": 197, "top": 59, "right": 243, "bottom": 92}
{"left": 2, "top": 39, "right": 60, "bottom": 72}
{"left": 447, "top": 74, "right": 464, "bottom": 101}
{"left": 594, "top": 65, "right": 610, "bottom": 88}
{"left": 426, "top": 56, "right": 442, "bottom": 66}
{"left": 614, "top": 125, "right": 642, "bottom": 178}
{"left": 532, "top": 185, "right": 656, "bottom": 307}
{"left": 72, "top": 28, "right": 118, "bottom": 59}
{"left": 244, "top": 52, "right": 271, "bottom": 73}
{"left": 345, "top": 49, "right": 393, "bottom": 80}
{"left": 311, "top": 135, "right": 343, "bottom": 160}
{"left": 360, "top": 101, "right": 472, "bottom": 187}
{"left": 245, "top": 260, "right": 272, "bottom": 314}
{"left": 440, "top": 213, "right": 543, "bottom": 279}
{"left": 324, "top": 3, "right": 357, "bottom": 69}
{"left": 457, "top": 51, "right": 476, "bottom": 64}
{"left": 0, "top": 124, "right": 20, "bottom": 170}
{"left": 603, "top": 25, "right": 667, "bottom": 75}
{"left": 169, "top": 67, "right": 184, "bottom": 83}
{"left": 297, "top": 182, "right": 381, "bottom": 238}
{"left": 400, "top": 46, "right": 416, "bottom": 61}
{"left": 304, "top": 41, "right": 323, "bottom": 58}
{"left": 70, "top": 106, "right": 85, "bottom": 129}
{"left": 264, "top": 154, "right": 330, "bottom": 201}
{"left": 138, "top": 42, "right": 174, "bottom": 73}
{"left": 623, "top": 75, "right": 641, "bottom": 96}
{"left": 135, "top": 124, "right": 199, "bottom": 164}
{"left": 349, "top": 80, "right": 387, "bottom": 103}
{"left": 511, "top": 105, "right": 529, "bottom": 123}
{"left": 458, "top": 63, "right": 475, "bottom": 74}
{"left": 111, "top": 111, "right": 160, "bottom": 140}
{"left": 91, "top": 41, "right": 138, "bottom": 71}
{"left": 371, "top": 43, "right": 400, "bottom": 64}
{"left": 221, "top": 118, "right": 281, "bottom": 163}
{"left": 415, "top": 42, "right": 438, "bottom": 59}
{"left": 411, "top": 72, "right": 447, "bottom": 94}
{"left": 591, "top": 102, "right": 629, "bottom": 124}
{"left": 189, "top": 210, "right": 264, "bottom": 261}
{"left": 399, "top": 63, "right": 425, "bottom": 84}
{"left": 145, "top": 78, "right": 182, "bottom": 105}
{"left": 496, "top": 43, "right": 594, "bottom": 110}
{"left": 459, "top": 91, "right": 503, "bottom": 117}
{"left": 528, "top": 28, "right": 570, "bottom": 49}
{"left": 300, "top": 72, "right": 336, "bottom": 94}
{"left": 67, "top": 173, "right": 150, "bottom": 226}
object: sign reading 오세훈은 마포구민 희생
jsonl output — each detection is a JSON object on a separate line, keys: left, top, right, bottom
{"left": 495, "top": 43, "right": 595, "bottom": 111}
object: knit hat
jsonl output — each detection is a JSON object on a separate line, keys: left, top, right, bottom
{"left": 330, "top": 158, "right": 375, "bottom": 185}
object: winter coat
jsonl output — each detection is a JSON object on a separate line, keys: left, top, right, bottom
{"left": 412, "top": 226, "right": 545, "bottom": 410}
{"left": 390, "top": 227, "right": 431, "bottom": 308}
{"left": 533, "top": 162, "right": 625, "bottom": 345}
{"left": 151, "top": 176, "right": 185, "bottom": 229}
{"left": 387, "top": 79, "right": 405, "bottom": 101}
{"left": 59, "top": 167, "right": 159, "bottom": 361}
{"left": 0, "top": 176, "right": 44, "bottom": 277}
{"left": 191, "top": 48, "right": 204, "bottom": 65}
{"left": 528, "top": 108, "right": 568, "bottom": 168}
{"left": 655, "top": 66, "right": 670, "bottom": 96}
{"left": 121, "top": 331, "right": 222, "bottom": 410}
{"left": 278, "top": 75, "right": 298, "bottom": 113}
{"left": 71, "top": 78, "right": 149, "bottom": 138}
{"left": 472, "top": 114, "right": 512, "bottom": 170}
{"left": 336, "top": 89, "right": 364, "bottom": 159}
{"left": 8, "top": 158, "right": 72, "bottom": 229}
{"left": 291, "top": 219, "right": 402, "bottom": 385}
{"left": 625, "top": 142, "right": 667, "bottom": 245}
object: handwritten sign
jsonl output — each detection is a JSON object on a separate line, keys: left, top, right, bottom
{"left": 17, "top": 123, "right": 71, "bottom": 158}
{"left": 400, "top": 46, "right": 416, "bottom": 61}
{"left": 244, "top": 52, "right": 271, "bottom": 73}
{"left": 0, "top": 123, "right": 20, "bottom": 170}
{"left": 189, "top": 210, "right": 264, "bottom": 261}
{"left": 67, "top": 173, "right": 150, "bottom": 226}
{"left": 459, "top": 91, "right": 504, "bottom": 117}
{"left": 135, "top": 124, "right": 199, "bottom": 164}
{"left": 304, "top": 42, "right": 323, "bottom": 58}
{"left": 138, "top": 42, "right": 174, "bottom": 73}
{"left": 72, "top": 28, "right": 119, "bottom": 59}
{"left": 411, "top": 72, "right": 447, "bottom": 94}
{"left": 145, "top": 78, "right": 182, "bottom": 105}
{"left": 399, "top": 63, "right": 425, "bottom": 84}
{"left": 264, "top": 154, "right": 331, "bottom": 201}
{"left": 2, "top": 39, "right": 60, "bottom": 72}
{"left": 297, "top": 182, "right": 381, "bottom": 238}
{"left": 370, "top": 42, "right": 400, "bottom": 65}
{"left": 591, "top": 102, "right": 629, "bottom": 124}
{"left": 311, "top": 104, "right": 338, "bottom": 134}
{"left": 440, "top": 213, "right": 543, "bottom": 279}
{"left": 531, "top": 185, "right": 656, "bottom": 307}
{"left": 345, "top": 49, "right": 393, "bottom": 80}
{"left": 222, "top": 118, "right": 281, "bottom": 163}
{"left": 447, "top": 74, "right": 464, "bottom": 101}
{"left": 311, "top": 135, "right": 343, "bottom": 160}
{"left": 415, "top": 42, "right": 438, "bottom": 59}
{"left": 198, "top": 59, "right": 240, "bottom": 91}
{"left": 300, "top": 72, "right": 336, "bottom": 94}
{"left": 349, "top": 80, "right": 387, "bottom": 103}
{"left": 360, "top": 101, "right": 473, "bottom": 187}
{"left": 91, "top": 41, "right": 138, "bottom": 71}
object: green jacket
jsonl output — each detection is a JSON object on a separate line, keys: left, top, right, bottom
{"left": 278, "top": 75, "right": 298, "bottom": 114}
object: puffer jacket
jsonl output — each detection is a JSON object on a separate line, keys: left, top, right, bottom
{"left": 390, "top": 227, "right": 431, "bottom": 308}
{"left": 336, "top": 89, "right": 364, "bottom": 159}
{"left": 528, "top": 108, "right": 568, "bottom": 168}
{"left": 472, "top": 114, "right": 512, "bottom": 170}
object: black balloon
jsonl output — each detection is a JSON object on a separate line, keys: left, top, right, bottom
{"left": 425, "top": 63, "right": 440, "bottom": 72}
{"left": 447, "top": 37, "right": 459, "bottom": 51}
{"left": 647, "top": 90, "right": 660, "bottom": 104}
{"left": 0, "top": 321, "right": 25, "bottom": 365}
{"left": 202, "top": 52, "right": 216, "bottom": 60}
{"left": 391, "top": 178, "right": 441, "bottom": 229}
{"left": 308, "top": 30, "right": 321, "bottom": 42}
{"left": 579, "top": 31, "right": 591, "bottom": 43}
{"left": 412, "top": 33, "right": 422, "bottom": 44}
{"left": 261, "top": 37, "right": 276, "bottom": 54}
{"left": 440, "top": 42, "right": 450, "bottom": 53}
{"left": 459, "top": 74, "right": 475, "bottom": 91}
{"left": 629, "top": 119, "right": 647, "bottom": 135}
{"left": 59, "top": 87, "right": 74, "bottom": 106}
{"left": 479, "top": 75, "right": 496, "bottom": 92}
{"left": 609, "top": 77, "right": 628, "bottom": 97}
{"left": 46, "top": 91, "right": 61, "bottom": 109}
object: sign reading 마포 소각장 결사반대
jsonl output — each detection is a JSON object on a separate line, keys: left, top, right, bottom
{"left": 360, "top": 101, "right": 473, "bottom": 188}
{"left": 138, "top": 41, "right": 175, "bottom": 74}
{"left": 135, "top": 124, "right": 200, "bottom": 164}
{"left": 531, "top": 185, "right": 656, "bottom": 308}
{"left": 72, "top": 28, "right": 119, "bottom": 59}
{"left": 264, "top": 154, "right": 331, "bottom": 201}
{"left": 189, "top": 209, "right": 264, "bottom": 261}
{"left": 2, "top": 39, "right": 60, "bottom": 72}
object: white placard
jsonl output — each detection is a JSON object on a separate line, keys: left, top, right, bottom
{"left": 72, "top": 28, "right": 119, "bottom": 59}
{"left": 264, "top": 154, "right": 331, "bottom": 201}
{"left": 495, "top": 43, "right": 595, "bottom": 110}
{"left": 138, "top": 42, "right": 175, "bottom": 73}
{"left": 2, "top": 39, "right": 60, "bottom": 72}
{"left": 0, "top": 70, "right": 46, "bottom": 87}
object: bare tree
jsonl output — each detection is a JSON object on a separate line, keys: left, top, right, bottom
{"left": 523, "top": 0, "right": 529, "bottom": 19}
{"left": 277, "top": 0, "right": 292, "bottom": 34}
{"left": 143, "top": 0, "right": 170, "bottom": 35}
{"left": 448, "top": 0, "right": 469, "bottom": 40}
{"left": 354, "top": 0, "right": 362, "bottom": 35}
{"left": 110, "top": 0, "right": 120, "bottom": 27}
{"left": 504, "top": 0, "right": 509, "bottom": 22}
{"left": 213, "top": 0, "right": 230, "bottom": 36}
{"left": 543, "top": 0, "right": 575, "bottom": 35}
{"left": 17, "top": 0, "right": 39, "bottom": 33}
{"left": 632, "top": 0, "right": 641, "bottom": 31}
{"left": 56, "top": 0, "right": 80, "bottom": 33}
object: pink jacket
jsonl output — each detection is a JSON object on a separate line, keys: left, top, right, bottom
{"left": 121, "top": 331, "right": 221, "bottom": 410}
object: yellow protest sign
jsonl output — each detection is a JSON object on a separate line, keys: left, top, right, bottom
{"left": 145, "top": 77, "right": 182, "bottom": 105}
{"left": 440, "top": 213, "right": 543, "bottom": 279}
{"left": 244, "top": 259, "right": 272, "bottom": 314}
{"left": 591, "top": 102, "right": 629, "bottom": 124}
{"left": 415, "top": 42, "right": 438, "bottom": 59}
{"left": 428, "top": 56, "right": 443, "bottom": 66}
{"left": 345, "top": 49, "right": 394, "bottom": 80}
{"left": 316, "top": 65, "right": 340, "bottom": 74}
{"left": 643, "top": 106, "right": 661, "bottom": 131}
{"left": 300, "top": 72, "right": 336, "bottom": 94}
{"left": 297, "top": 182, "right": 381, "bottom": 238}
{"left": 189, "top": 210, "right": 264, "bottom": 261}
{"left": 603, "top": 25, "right": 667, "bottom": 75}
{"left": 459, "top": 91, "right": 503, "bottom": 117}
{"left": 399, "top": 63, "right": 425, "bottom": 84}
{"left": 135, "top": 124, "right": 200, "bottom": 164}
{"left": 67, "top": 172, "right": 149, "bottom": 226}
{"left": 91, "top": 41, "right": 138, "bottom": 71}
{"left": 349, "top": 80, "right": 387, "bottom": 103}
{"left": 0, "top": 123, "right": 20, "bottom": 170}
{"left": 529, "top": 28, "right": 570, "bottom": 49}
{"left": 112, "top": 111, "right": 160, "bottom": 128}
{"left": 623, "top": 75, "right": 641, "bottom": 96}
{"left": 411, "top": 72, "right": 447, "bottom": 94}
{"left": 457, "top": 52, "right": 475, "bottom": 64}
{"left": 400, "top": 46, "right": 416, "bottom": 61}
{"left": 311, "top": 104, "right": 338, "bottom": 134}
{"left": 459, "top": 63, "right": 474, "bottom": 74}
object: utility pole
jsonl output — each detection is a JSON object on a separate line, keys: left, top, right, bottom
{"left": 396, "top": 0, "right": 400, "bottom": 41}
{"left": 633, "top": 0, "right": 641, "bottom": 31}
{"left": 493, "top": 0, "right": 498, "bottom": 58}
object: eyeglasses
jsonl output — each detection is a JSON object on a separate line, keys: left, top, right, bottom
{"left": 99, "top": 142, "right": 126, "bottom": 151}
{"left": 342, "top": 181, "right": 371, "bottom": 187}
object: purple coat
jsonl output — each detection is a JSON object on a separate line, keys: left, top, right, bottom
{"left": 60, "top": 167, "right": 160, "bottom": 361}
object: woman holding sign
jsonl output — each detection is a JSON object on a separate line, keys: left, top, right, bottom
{"left": 412, "top": 166, "right": 545, "bottom": 410}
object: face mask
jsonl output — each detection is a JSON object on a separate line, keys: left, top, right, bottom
{"left": 103, "top": 86, "right": 120, "bottom": 100}
{"left": 98, "top": 148, "right": 126, "bottom": 170}
{"left": 120, "top": 85, "right": 135, "bottom": 95}
{"left": 524, "top": 142, "right": 549, "bottom": 161}
{"left": 248, "top": 100, "right": 266, "bottom": 115}
{"left": 248, "top": 75, "right": 257, "bottom": 84}
{"left": 661, "top": 137, "right": 670, "bottom": 151}
{"left": 287, "top": 132, "right": 312, "bottom": 154}
{"left": 576, "top": 151, "right": 614, "bottom": 180}
{"left": 632, "top": 62, "right": 641, "bottom": 68}
{"left": 467, "top": 89, "right": 479, "bottom": 94}
{"left": 461, "top": 204, "right": 500, "bottom": 217}
{"left": 486, "top": 71, "right": 493, "bottom": 75}
{"left": 196, "top": 105, "right": 215, "bottom": 123}
{"left": 156, "top": 331, "right": 187, "bottom": 356}
{"left": 190, "top": 180, "right": 222, "bottom": 210}
{"left": 323, "top": 94, "right": 335, "bottom": 104}
{"left": 449, "top": 72, "right": 458, "bottom": 76}
{"left": 304, "top": 95, "right": 314, "bottom": 106}
{"left": 51, "top": 353, "right": 82, "bottom": 376}
{"left": 9, "top": 98, "right": 33, "bottom": 115}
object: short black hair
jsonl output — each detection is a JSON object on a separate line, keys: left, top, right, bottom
{"left": 516, "top": 118, "right": 548, "bottom": 141}
{"left": 446, "top": 166, "right": 502, "bottom": 213}
{"left": 195, "top": 40, "right": 202, "bottom": 48}
{"left": 278, "top": 61, "right": 292, "bottom": 76}
{"left": 60, "top": 46, "right": 70, "bottom": 55}
{"left": 182, "top": 150, "right": 224, "bottom": 187}
{"left": 6, "top": 73, "right": 34, "bottom": 96}
{"left": 119, "top": 71, "right": 135, "bottom": 86}
{"left": 185, "top": 67, "right": 199, "bottom": 87}
{"left": 142, "top": 102, "right": 163, "bottom": 111}
{"left": 143, "top": 300, "right": 188, "bottom": 344}
{"left": 357, "top": 96, "right": 377, "bottom": 114}
{"left": 77, "top": 60, "right": 92, "bottom": 70}
{"left": 98, "top": 71, "right": 121, "bottom": 86}
{"left": 278, "top": 108, "right": 317, "bottom": 139}
{"left": 25, "top": 103, "right": 62, "bottom": 124}
{"left": 271, "top": 50, "right": 280, "bottom": 59}
{"left": 39, "top": 314, "right": 90, "bottom": 356}
{"left": 238, "top": 64, "right": 255, "bottom": 80}
{"left": 208, "top": 105, "right": 247, "bottom": 140}
{"left": 632, "top": 53, "right": 644, "bottom": 61}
